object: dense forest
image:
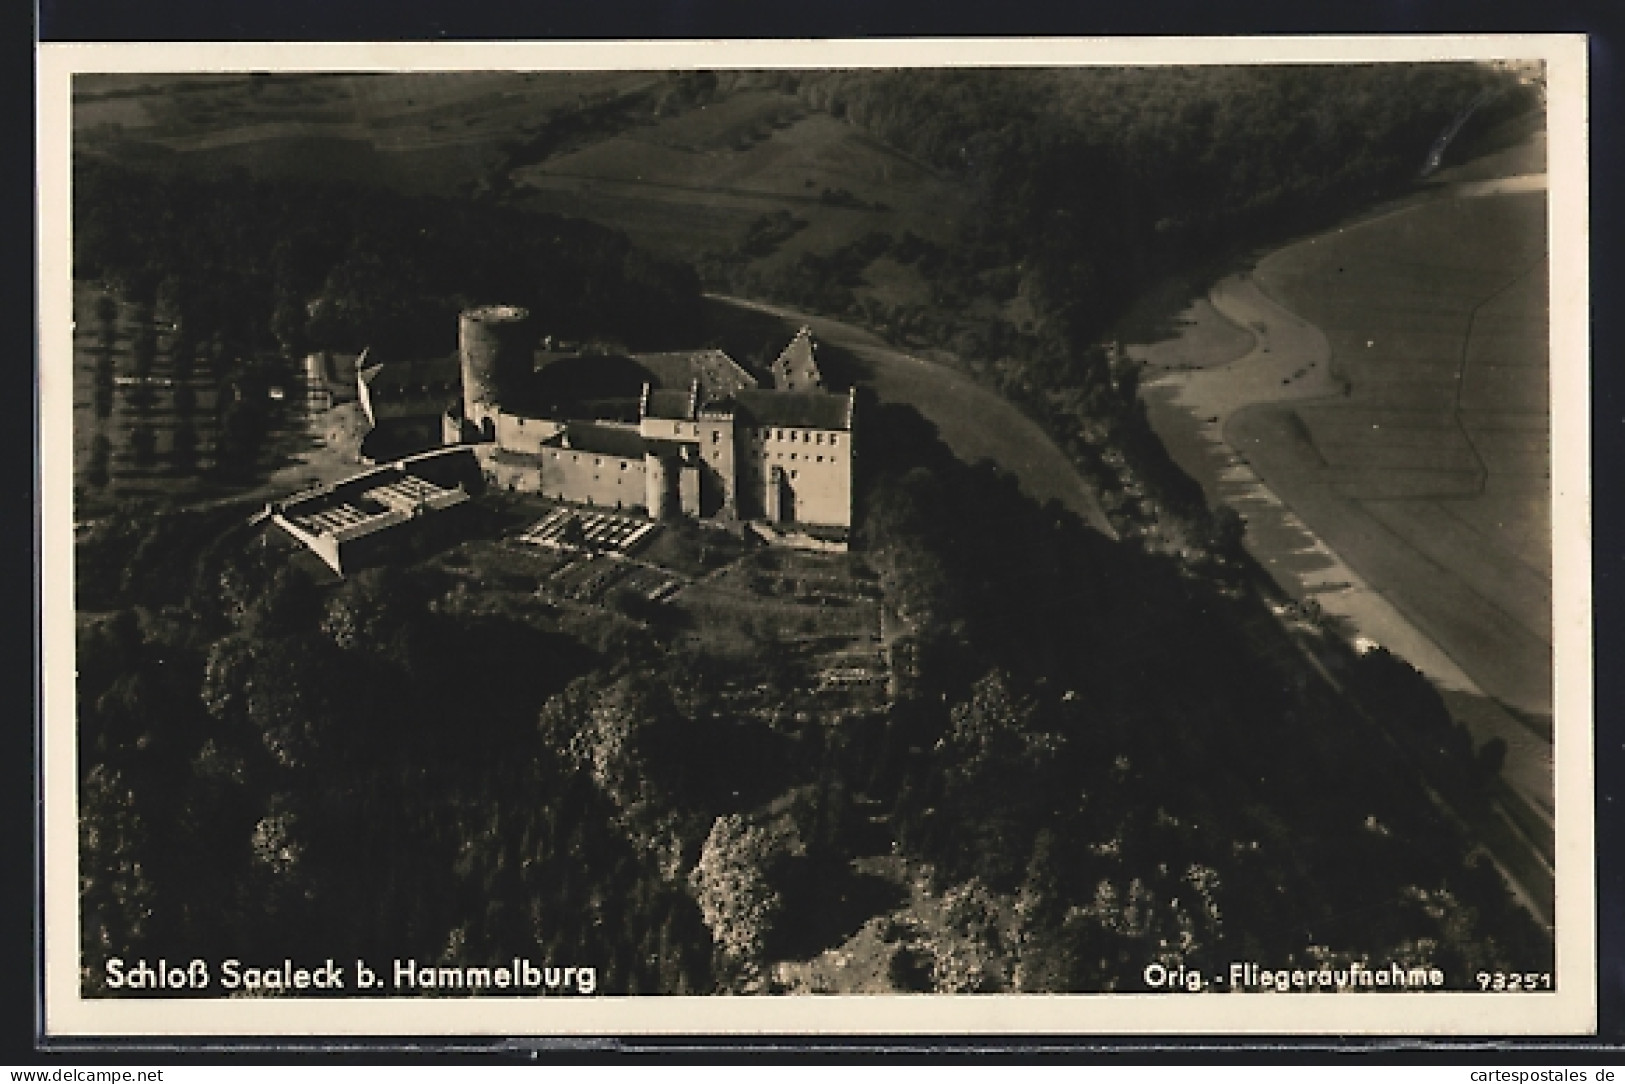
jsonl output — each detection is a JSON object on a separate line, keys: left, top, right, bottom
{"left": 848, "top": 406, "right": 1546, "bottom": 989}
{"left": 76, "top": 408, "right": 1548, "bottom": 996}
{"left": 77, "top": 508, "right": 713, "bottom": 995}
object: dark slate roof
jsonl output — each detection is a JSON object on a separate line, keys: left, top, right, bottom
{"left": 634, "top": 349, "right": 758, "bottom": 398}
{"left": 573, "top": 398, "right": 641, "bottom": 424}
{"left": 733, "top": 389, "right": 852, "bottom": 431}
{"left": 523, "top": 355, "right": 647, "bottom": 416}
{"left": 646, "top": 388, "right": 694, "bottom": 420}
{"left": 521, "top": 350, "right": 752, "bottom": 417}
{"left": 563, "top": 422, "right": 648, "bottom": 460}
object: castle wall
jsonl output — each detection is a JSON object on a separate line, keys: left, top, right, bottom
{"left": 539, "top": 447, "right": 647, "bottom": 513}
{"left": 484, "top": 454, "right": 541, "bottom": 494}
{"left": 763, "top": 465, "right": 784, "bottom": 523}
{"left": 640, "top": 416, "right": 696, "bottom": 442}
{"left": 645, "top": 454, "right": 675, "bottom": 520}
{"left": 272, "top": 514, "right": 345, "bottom": 575}
{"left": 496, "top": 412, "right": 564, "bottom": 455}
{"left": 679, "top": 463, "right": 700, "bottom": 518}
{"left": 742, "top": 424, "right": 851, "bottom": 528}
{"left": 696, "top": 413, "right": 738, "bottom": 518}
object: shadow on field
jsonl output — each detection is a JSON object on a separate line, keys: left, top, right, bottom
{"left": 810, "top": 341, "right": 874, "bottom": 389}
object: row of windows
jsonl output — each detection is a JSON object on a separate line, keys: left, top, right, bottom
{"left": 760, "top": 429, "right": 838, "bottom": 446}
{"left": 761, "top": 451, "right": 834, "bottom": 463}
{"left": 646, "top": 424, "right": 841, "bottom": 447}
{"left": 650, "top": 423, "right": 726, "bottom": 443}
{"left": 550, "top": 452, "right": 635, "bottom": 471}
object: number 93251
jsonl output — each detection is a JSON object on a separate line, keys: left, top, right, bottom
{"left": 1476, "top": 971, "right": 1553, "bottom": 991}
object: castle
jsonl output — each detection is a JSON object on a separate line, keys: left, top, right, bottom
{"left": 365, "top": 305, "right": 855, "bottom": 533}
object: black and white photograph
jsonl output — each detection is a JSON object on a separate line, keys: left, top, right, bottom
{"left": 36, "top": 37, "right": 1593, "bottom": 1037}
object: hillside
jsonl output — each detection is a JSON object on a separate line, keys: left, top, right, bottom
{"left": 69, "top": 65, "right": 1556, "bottom": 998}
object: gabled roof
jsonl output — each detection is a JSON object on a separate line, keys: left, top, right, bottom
{"left": 734, "top": 388, "right": 852, "bottom": 431}
{"left": 770, "top": 327, "right": 823, "bottom": 391}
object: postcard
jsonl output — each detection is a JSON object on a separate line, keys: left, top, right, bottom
{"left": 37, "top": 35, "right": 1593, "bottom": 1039}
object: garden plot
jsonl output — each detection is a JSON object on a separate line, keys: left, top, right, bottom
{"left": 518, "top": 506, "right": 660, "bottom": 554}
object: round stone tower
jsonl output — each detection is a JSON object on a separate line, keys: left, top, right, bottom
{"left": 459, "top": 304, "right": 532, "bottom": 438}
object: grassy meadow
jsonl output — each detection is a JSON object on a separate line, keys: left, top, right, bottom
{"left": 513, "top": 92, "right": 968, "bottom": 266}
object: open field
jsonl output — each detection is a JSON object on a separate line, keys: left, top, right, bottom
{"left": 74, "top": 72, "right": 661, "bottom": 195}
{"left": 1133, "top": 153, "right": 1552, "bottom": 817}
{"left": 1254, "top": 189, "right": 1550, "bottom": 714}
{"left": 74, "top": 72, "right": 658, "bottom": 150}
{"left": 76, "top": 75, "right": 971, "bottom": 287}
{"left": 513, "top": 95, "right": 968, "bottom": 262}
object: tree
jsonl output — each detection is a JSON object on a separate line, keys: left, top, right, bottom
{"left": 86, "top": 433, "right": 111, "bottom": 489}
{"left": 687, "top": 814, "right": 783, "bottom": 982}
{"left": 1207, "top": 505, "right": 1246, "bottom": 557}
{"left": 928, "top": 670, "right": 1069, "bottom": 887}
